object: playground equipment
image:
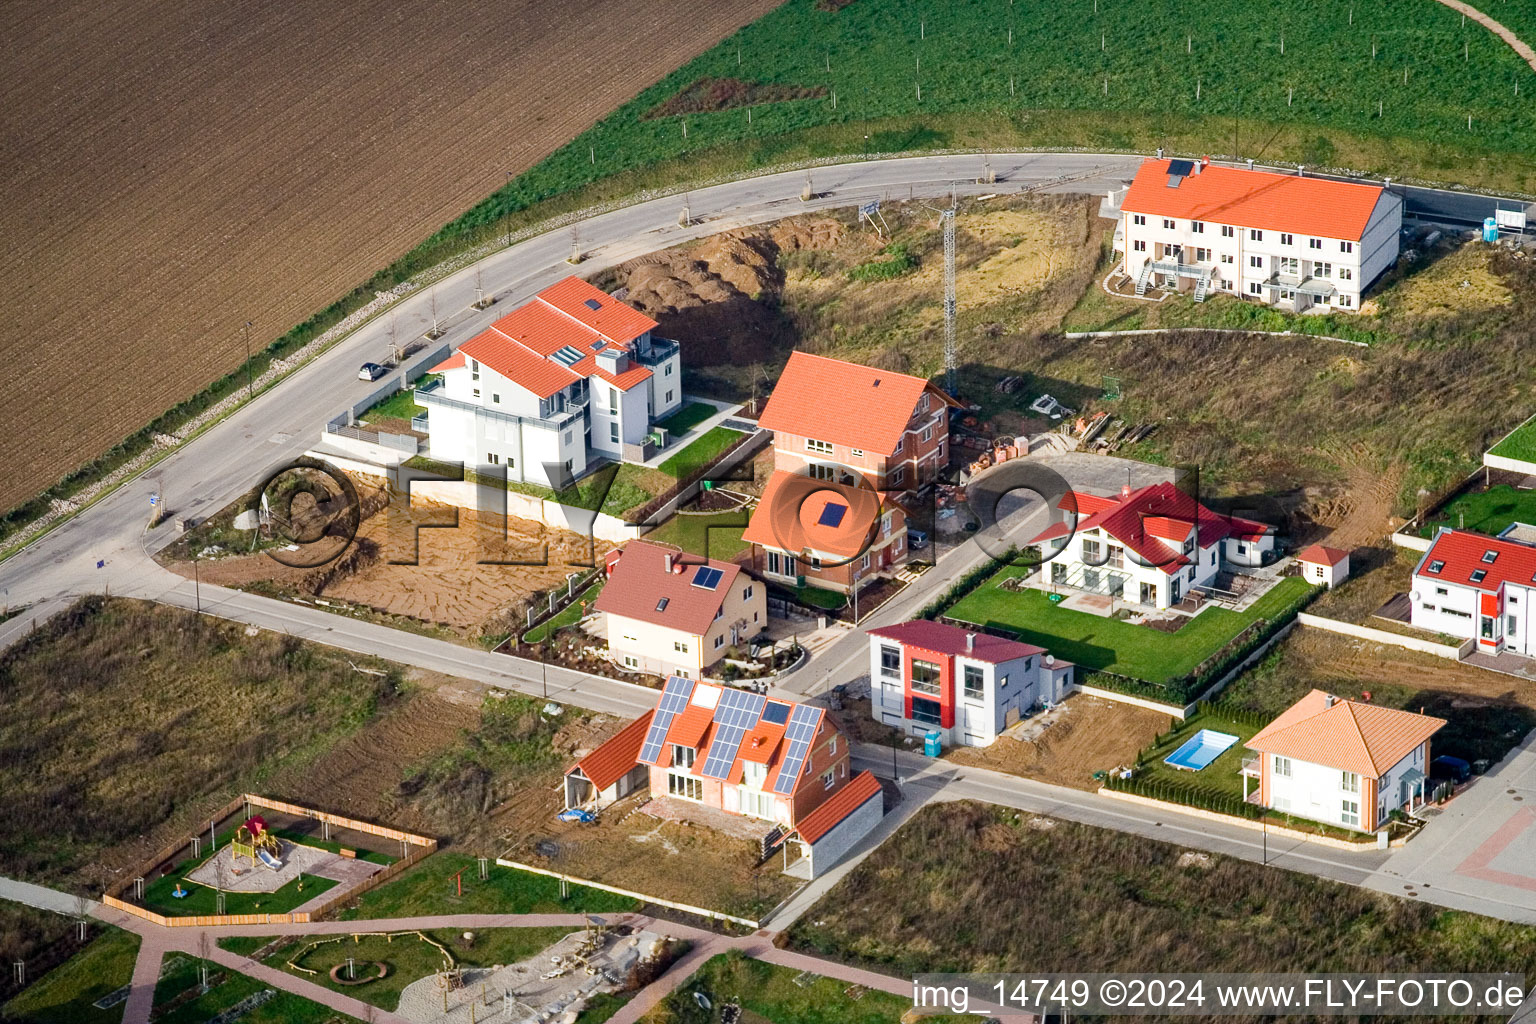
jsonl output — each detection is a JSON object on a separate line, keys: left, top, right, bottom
{"left": 231, "top": 816, "right": 283, "bottom": 870}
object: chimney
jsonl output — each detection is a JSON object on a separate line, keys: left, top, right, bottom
{"left": 1246, "top": 158, "right": 1255, "bottom": 171}
{"left": 663, "top": 553, "right": 673, "bottom": 574}
{"left": 1190, "top": 159, "right": 1202, "bottom": 175}
{"left": 1324, "top": 693, "right": 1336, "bottom": 707}
{"left": 965, "top": 632, "right": 976, "bottom": 653}
{"left": 1298, "top": 165, "right": 1306, "bottom": 177}
{"left": 1120, "top": 482, "right": 1133, "bottom": 499}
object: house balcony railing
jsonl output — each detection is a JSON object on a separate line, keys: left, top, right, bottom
{"left": 414, "top": 377, "right": 584, "bottom": 432}
{"left": 629, "top": 336, "right": 679, "bottom": 367}
{"left": 1261, "top": 273, "right": 1337, "bottom": 298}
{"left": 1147, "top": 258, "right": 1207, "bottom": 277}
{"left": 1241, "top": 756, "right": 1260, "bottom": 777}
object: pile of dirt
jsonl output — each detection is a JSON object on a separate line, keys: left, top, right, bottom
{"left": 946, "top": 696, "right": 1172, "bottom": 790}
{"left": 1389, "top": 243, "right": 1513, "bottom": 320}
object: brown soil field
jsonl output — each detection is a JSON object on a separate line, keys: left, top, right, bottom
{"left": 166, "top": 477, "right": 605, "bottom": 635}
{"left": 0, "top": 0, "right": 780, "bottom": 512}
{"left": 945, "top": 694, "right": 1173, "bottom": 790}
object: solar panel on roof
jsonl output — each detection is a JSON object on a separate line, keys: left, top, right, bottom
{"left": 638, "top": 677, "right": 695, "bottom": 764}
{"left": 1167, "top": 159, "right": 1195, "bottom": 176}
{"left": 771, "top": 704, "right": 821, "bottom": 795}
{"left": 698, "top": 688, "right": 766, "bottom": 778}
{"left": 760, "top": 701, "right": 790, "bottom": 726}
{"left": 691, "top": 566, "right": 724, "bottom": 590}
{"left": 817, "top": 503, "right": 848, "bottom": 528}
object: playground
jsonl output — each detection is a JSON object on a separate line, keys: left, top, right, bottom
{"left": 106, "top": 795, "right": 436, "bottom": 924}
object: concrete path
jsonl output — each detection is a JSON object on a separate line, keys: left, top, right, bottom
{"left": 1432, "top": 0, "right": 1536, "bottom": 73}
{"left": 0, "top": 597, "right": 67, "bottom": 656}
{"left": 0, "top": 875, "right": 97, "bottom": 917}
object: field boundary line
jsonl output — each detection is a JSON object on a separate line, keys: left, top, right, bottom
{"left": 495, "top": 858, "right": 760, "bottom": 929}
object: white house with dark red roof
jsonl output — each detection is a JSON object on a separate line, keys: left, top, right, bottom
{"left": 1118, "top": 158, "right": 1402, "bottom": 312}
{"left": 1297, "top": 544, "right": 1351, "bottom": 589}
{"left": 416, "top": 276, "right": 683, "bottom": 488}
{"left": 594, "top": 540, "right": 766, "bottom": 679}
{"left": 1243, "top": 690, "right": 1444, "bottom": 832}
{"left": 1411, "top": 528, "right": 1536, "bottom": 658}
{"left": 745, "top": 351, "right": 959, "bottom": 595}
{"left": 566, "top": 678, "right": 882, "bottom": 870}
{"left": 1031, "top": 483, "right": 1275, "bottom": 610}
{"left": 866, "top": 619, "right": 1073, "bottom": 746}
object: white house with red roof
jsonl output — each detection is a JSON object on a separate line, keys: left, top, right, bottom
{"left": 594, "top": 539, "right": 766, "bottom": 679}
{"left": 866, "top": 619, "right": 1073, "bottom": 746}
{"left": 1118, "top": 158, "right": 1403, "bottom": 312}
{"left": 416, "top": 276, "right": 682, "bottom": 488}
{"left": 1296, "top": 544, "right": 1351, "bottom": 589}
{"left": 1031, "top": 483, "right": 1275, "bottom": 610}
{"left": 744, "top": 351, "right": 958, "bottom": 595}
{"left": 1243, "top": 690, "right": 1444, "bottom": 832}
{"left": 1411, "top": 527, "right": 1536, "bottom": 658}
{"left": 564, "top": 678, "right": 884, "bottom": 877}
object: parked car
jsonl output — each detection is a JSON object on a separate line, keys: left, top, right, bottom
{"left": 1430, "top": 755, "right": 1471, "bottom": 783}
{"left": 908, "top": 528, "right": 930, "bottom": 550}
{"left": 357, "top": 362, "right": 388, "bottom": 381}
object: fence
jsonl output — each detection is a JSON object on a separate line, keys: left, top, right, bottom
{"left": 520, "top": 567, "right": 604, "bottom": 641}
{"left": 627, "top": 428, "right": 771, "bottom": 526}
{"left": 102, "top": 794, "right": 437, "bottom": 929}
{"left": 495, "top": 858, "right": 762, "bottom": 929}
{"left": 1295, "top": 612, "right": 1466, "bottom": 660}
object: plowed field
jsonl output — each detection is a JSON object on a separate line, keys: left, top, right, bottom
{"left": 0, "top": 0, "right": 779, "bottom": 511}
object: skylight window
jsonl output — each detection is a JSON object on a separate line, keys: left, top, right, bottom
{"left": 584, "top": 298, "right": 602, "bottom": 310}
{"left": 818, "top": 502, "right": 848, "bottom": 528}
{"left": 552, "top": 346, "right": 583, "bottom": 365}
{"left": 656, "top": 597, "right": 669, "bottom": 612}
{"left": 1427, "top": 560, "right": 1444, "bottom": 573}
{"left": 691, "top": 566, "right": 724, "bottom": 590}
{"left": 761, "top": 701, "right": 791, "bottom": 725}
{"left": 1471, "top": 569, "right": 1487, "bottom": 583}
{"left": 1482, "top": 550, "right": 1498, "bottom": 564}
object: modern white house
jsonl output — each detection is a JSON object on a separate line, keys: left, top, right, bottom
{"left": 416, "top": 276, "right": 683, "bottom": 489}
{"left": 1243, "top": 690, "right": 1445, "bottom": 833}
{"left": 1411, "top": 527, "right": 1536, "bottom": 658}
{"left": 864, "top": 619, "right": 1073, "bottom": 746}
{"left": 1030, "top": 483, "right": 1276, "bottom": 611}
{"left": 1118, "top": 158, "right": 1403, "bottom": 313}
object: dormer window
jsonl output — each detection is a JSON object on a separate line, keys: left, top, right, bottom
{"left": 1482, "top": 550, "right": 1498, "bottom": 564}
{"left": 1427, "top": 560, "right": 1444, "bottom": 573}
{"left": 1471, "top": 569, "right": 1487, "bottom": 583}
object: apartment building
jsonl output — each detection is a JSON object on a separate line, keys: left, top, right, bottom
{"left": 1119, "top": 158, "right": 1403, "bottom": 313}
{"left": 865, "top": 619, "right": 1073, "bottom": 746}
{"left": 418, "top": 276, "right": 682, "bottom": 488}
{"left": 744, "top": 351, "right": 959, "bottom": 593}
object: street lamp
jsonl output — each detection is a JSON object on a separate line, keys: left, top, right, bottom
{"left": 242, "top": 320, "right": 254, "bottom": 400}
{"left": 504, "top": 171, "right": 513, "bottom": 247}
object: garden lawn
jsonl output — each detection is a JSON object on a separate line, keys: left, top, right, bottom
{"left": 1, "top": 928, "right": 140, "bottom": 1024}
{"left": 1488, "top": 417, "right": 1536, "bottom": 464}
{"left": 1129, "top": 712, "right": 1261, "bottom": 802}
{"left": 1417, "top": 484, "right": 1536, "bottom": 538}
{"left": 524, "top": 579, "right": 605, "bottom": 643}
{"left": 267, "top": 927, "right": 570, "bottom": 1011}
{"left": 642, "top": 511, "right": 750, "bottom": 561}
{"left": 360, "top": 385, "right": 428, "bottom": 425}
{"left": 143, "top": 867, "right": 337, "bottom": 919}
{"left": 336, "top": 853, "right": 637, "bottom": 919}
{"left": 656, "top": 402, "right": 717, "bottom": 435}
{"left": 945, "top": 573, "right": 1314, "bottom": 684}
{"left": 153, "top": 957, "right": 356, "bottom": 1024}
{"left": 645, "top": 951, "right": 984, "bottom": 1024}
{"left": 658, "top": 427, "right": 744, "bottom": 480}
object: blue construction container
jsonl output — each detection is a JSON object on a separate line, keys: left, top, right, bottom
{"left": 1483, "top": 217, "right": 1500, "bottom": 243}
{"left": 924, "top": 730, "right": 942, "bottom": 756}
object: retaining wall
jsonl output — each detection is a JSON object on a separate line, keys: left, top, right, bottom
{"left": 1097, "top": 788, "right": 1408, "bottom": 849}
{"left": 1295, "top": 612, "right": 1464, "bottom": 660}
{"left": 495, "top": 858, "right": 760, "bottom": 929}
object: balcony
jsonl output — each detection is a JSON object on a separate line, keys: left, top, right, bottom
{"left": 629, "top": 336, "right": 679, "bottom": 368}
{"left": 1241, "top": 756, "right": 1260, "bottom": 777}
{"left": 414, "top": 377, "right": 583, "bottom": 432}
{"left": 1261, "top": 274, "right": 1336, "bottom": 299}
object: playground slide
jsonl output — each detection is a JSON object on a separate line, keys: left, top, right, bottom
{"left": 257, "top": 848, "right": 281, "bottom": 870}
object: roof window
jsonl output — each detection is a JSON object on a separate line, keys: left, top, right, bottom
{"left": 1471, "top": 569, "right": 1487, "bottom": 583}
{"left": 1482, "top": 550, "right": 1498, "bottom": 564}
{"left": 1427, "top": 560, "right": 1444, "bottom": 573}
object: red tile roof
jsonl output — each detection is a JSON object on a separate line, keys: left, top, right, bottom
{"left": 570, "top": 352, "right": 653, "bottom": 392}
{"left": 569, "top": 710, "right": 653, "bottom": 790}
{"left": 428, "top": 352, "right": 465, "bottom": 373}
{"left": 1417, "top": 529, "right": 1536, "bottom": 594}
{"left": 1121, "top": 159, "right": 1385, "bottom": 240}
{"left": 1297, "top": 544, "right": 1350, "bottom": 566}
{"left": 537, "top": 275, "right": 658, "bottom": 345}
{"left": 757, "top": 351, "right": 955, "bottom": 456}
{"left": 792, "top": 770, "right": 882, "bottom": 844}
{"left": 1032, "top": 484, "right": 1272, "bottom": 576}
{"left": 457, "top": 326, "right": 581, "bottom": 399}
{"left": 667, "top": 702, "right": 716, "bottom": 751}
{"left": 867, "top": 619, "right": 1049, "bottom": 666}
{"left": 1247, "top": 690, "right": 1444, "bottom": 778}
{"left": 742, "top": 471, "right": 887, "bottom": 559}
{"left": 593, "top": 540, "right": 742, "bottom": 636}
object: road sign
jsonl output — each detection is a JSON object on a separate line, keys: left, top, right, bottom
{"left": 1494, "top": 204, "right": 1527, "bottom": 231}
{"left": 858, "top": 200, "right": 880, "bottom": 217}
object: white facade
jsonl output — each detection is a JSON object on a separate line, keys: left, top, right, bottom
{"left": 1047, "top": 526, "right": 1275, "bottom": 611}
{"left": 418, "top": 340, "right": 681, "bottom": 490}
{"left": 1122, "top": 188, "right": 1403, "bottom": 313}
{"left": 1411, "top": 572, "right": 1535, "bottom": 657}
{"left": 1262, "top": 744, "right": 1426, "bottom": 832}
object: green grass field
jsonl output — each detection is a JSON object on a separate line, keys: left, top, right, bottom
{"left": 656, "top": 402, "right": 717, "bottom": 435}
{"left": 336, "top": 853, "right": 638, "bottom": 919}
{"left": 1487, "top": 417, "right": 1536, "bottom": 465}
{"left": 523, "top": 579, "right": 604, "bottom": 643}
{"left": 658, "top": 427, "right": 744, "bottom": 479}
{"left": 945, "top": 573, "right": 1314, "bottom": 684}
{"left": 260, "top": 928, "right": 570, "bottom": 1012}
{"left": 1417, "top": 484, "right": 1536, "bottom": 538}
{"left": 1130, "top": 712, "right": 1261, "bottom": 801}
{"left": 153, "top": 956, "right": 356, "bottom": 1024}
{"left": 1, "top": 928, "right": 140, "bottom": 1024}
{"left": 641, "top": 510, "right": 750, "bottom": 561}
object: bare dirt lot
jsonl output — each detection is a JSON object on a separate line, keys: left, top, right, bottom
{"left": 165, "top": 475, "right": 603, "bottom": 637}
{"left": 0, "top": 0, "right": 779, "bottom": 512}
{"left": 945, "top": 694, "right": 1173, "bottom": 790}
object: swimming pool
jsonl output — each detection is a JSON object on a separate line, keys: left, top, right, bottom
{"left": 1163, "top": 728, "right": 1240, "bottom": 771}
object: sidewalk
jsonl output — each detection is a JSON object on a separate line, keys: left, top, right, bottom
{"left": 0, "top": 874, "right": 96, "bottom": 916}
